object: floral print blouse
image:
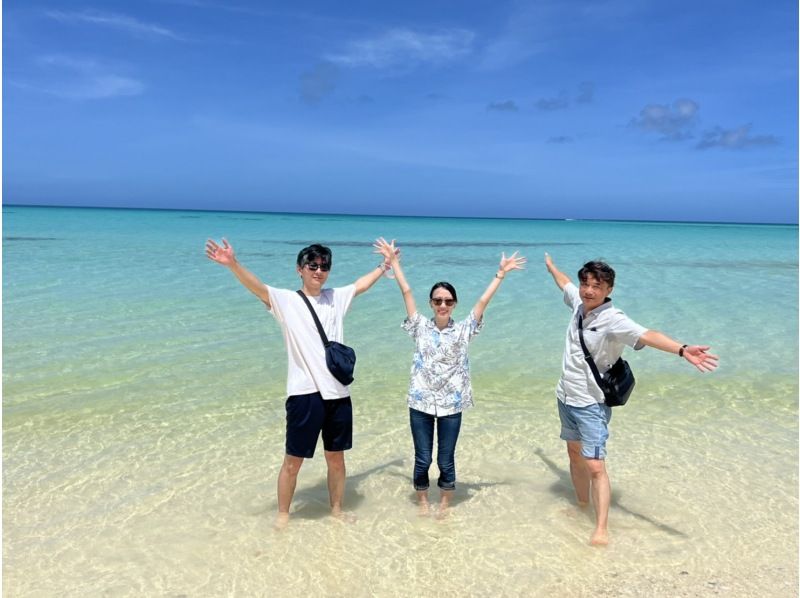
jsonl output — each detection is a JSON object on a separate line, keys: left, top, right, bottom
{"left": 401, "top": 310, "right": 484, "bottom": 416}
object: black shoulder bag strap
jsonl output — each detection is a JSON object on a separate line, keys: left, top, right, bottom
{"left": 577, "top": 314, "right": 605, "bottom": 390}
{"left": 296, "top": 290, "right": 330, "bottom": 346}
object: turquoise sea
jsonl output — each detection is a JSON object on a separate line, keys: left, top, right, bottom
{"left": 3, "top": 206, "right": 798, "bottom": 596}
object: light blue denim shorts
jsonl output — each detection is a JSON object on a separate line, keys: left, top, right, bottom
{"left": 557, "top": 399, "right": 612, "bottom": 460}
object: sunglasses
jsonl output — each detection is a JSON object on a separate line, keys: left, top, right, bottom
{"left": 304, "top": 263, "right": 330, "bottom": 272}
{"left": 430, "top": 298, "right": 456, "bottom": 307}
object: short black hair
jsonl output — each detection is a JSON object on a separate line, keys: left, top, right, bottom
{"left": 429, "top": 281, "right": 458, "bottom": 302}
{"left": 296, "top": 244, "right": 332, "bottom": 268}
{"left": 578, "top": 260, "right": 615, "bottom": 287}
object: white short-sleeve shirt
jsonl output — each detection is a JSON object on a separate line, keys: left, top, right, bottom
{"left": 557, "top": 282, "right": 647, "bottom": 407}
{"left": 266, "top": 284, "right": 357, "bottom": 400}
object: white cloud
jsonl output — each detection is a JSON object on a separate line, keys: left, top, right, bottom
{"left": 478, "top": 2, "right": 644, "bottom": 71}
{"left": 326, "top": 28, "right": 475, "bottom": 69}
{"left": 480, "top": 34, "right": 546, "bottom": 71}
{"left": 696, "top": 124, "right": 779, "bottom": 150}
{"left": 630, "top": 98, "right": 699, "bottom": 140}
{"left": 45, "top": 9, "right": 184, "bottom": 40}
{"left": 24, "top": 55, "right": 145, "bottom": 100}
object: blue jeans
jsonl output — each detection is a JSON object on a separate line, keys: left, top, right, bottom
{"left": 409, "top": 408, "right": 462, "bottom": 491}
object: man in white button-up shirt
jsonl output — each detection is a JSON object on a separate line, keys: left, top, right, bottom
{"left": 545, "top": 253, "right": 719, "bottom": 546}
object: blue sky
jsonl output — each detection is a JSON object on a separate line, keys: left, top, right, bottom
{"left": 3, "top": 0, "right": 798, "bottom": 223}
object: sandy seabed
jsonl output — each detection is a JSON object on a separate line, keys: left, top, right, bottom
{"left": 4, "top": 374, "right": 797, "bottom": 597}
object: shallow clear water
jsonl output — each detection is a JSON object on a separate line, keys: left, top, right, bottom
{"left": 3, "top": 206, "right": 797, "bottom": 596}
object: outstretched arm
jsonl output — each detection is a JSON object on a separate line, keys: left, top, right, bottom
{"left": 353, "top": 239, "right": 395, "bottom": 296}
{"left": 639, "top": 330, "right": 719, "bottom": 373}
{"left": 375, "top": 237, "right": 416, "bottom": 317}
{"left": 544, "top": 252, "right": 571, "bottom": 290}
{"left": 472, "top": 251, "right": 527, "bottom": 321}
{"left": 206, "top": 238, "right": 271, "bottom": 307}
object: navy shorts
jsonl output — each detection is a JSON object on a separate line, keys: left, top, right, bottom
{"left": 285, "top": 392, "right": 352, "bottom": 458}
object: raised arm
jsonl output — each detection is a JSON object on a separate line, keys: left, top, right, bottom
{"left": 353, "top": 238, "right": 395, "bottom": 296}
{"left": 206, "top": 238, "right": 271, "bottom": 307}
{"left": 375, "top": 237, "right": 416, "bottom": 317}
{"left": 544, "top": 252, "right": 571, "bottom": 290}
{"left": 472, "top": 251, "right": 527, "bottom": 321}
{"left": 639, "top": 330, "right": 719, "bottom": 373}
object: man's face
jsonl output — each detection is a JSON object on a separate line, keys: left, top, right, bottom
{"left": 579, "top": 274, "right": 612, "bottom": 313}
{"left": 297, "top": 258, "right": 330, "bottom": 292}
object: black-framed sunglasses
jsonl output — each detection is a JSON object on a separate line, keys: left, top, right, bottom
{"left": 305, "top": 263, "right": 330, "bottom": 272}
{"left": 430, "top": 298, "right": 456, "bottom": 307}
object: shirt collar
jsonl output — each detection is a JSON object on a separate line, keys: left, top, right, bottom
{"left": 426, "top": 316, "right": 455, "bottom": 331}
{"left": 580, "top": 297, "right": 613, "bottom": 319}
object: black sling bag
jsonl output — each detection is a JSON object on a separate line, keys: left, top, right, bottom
{"left": 296, "top": 290, "right": 356, "bottom": 386}
{"left": 577, "top": 314, "right": 635, "bottom": 407}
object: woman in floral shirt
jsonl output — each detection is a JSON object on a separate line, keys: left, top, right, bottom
{"left": 375, "top": 238, "right": 526, "bottom": 516}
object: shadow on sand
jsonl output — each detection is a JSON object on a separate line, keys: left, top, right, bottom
{"left": 534, "top": 447, "right": 687, "bottom": 538}
{"left": 287, "top": 458, "right": 509, "bottom": 519}
{"left": 381, "top": 469, "right": 509, "bottom": 509}
{"left": 287, "top": 458, "right": 406, "bottom": 521}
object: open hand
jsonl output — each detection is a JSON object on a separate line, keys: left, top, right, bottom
{"left": 373, "top": 237, "right": 400, "bottom": 263}
{"left": 500, "top": 251, "right": 526, "bottom": 273}
{"left": 206, "top": 238, "right": 236, "bottom": 267}
{"left": 683, "top": 346, "right": 719, "bottom": 373}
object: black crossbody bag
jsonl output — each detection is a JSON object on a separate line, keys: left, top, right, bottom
{"left": 577, "top": 314, "right": 635, "bottom": 407}
{"left": 296, "top": 290, "right": 356, "bottom": 386}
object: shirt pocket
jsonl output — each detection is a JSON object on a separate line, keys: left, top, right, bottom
{"left": 581, "top": 329, "right": 604, "bottom": 357}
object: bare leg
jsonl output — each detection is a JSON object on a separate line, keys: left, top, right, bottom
{"left": 416, "top": 490, "right": 431, "bottom": 515}
{"left": 325, "top": 450, "right": 354, "bottom": 521}
{"left": 276, "top": 454, "right": 304, "bottom": 528}
{"left": 585, "top": 458, "right": 610, "bottom": 545}
{"left": 566, "top": 441, "right": 590, "bottom": 507}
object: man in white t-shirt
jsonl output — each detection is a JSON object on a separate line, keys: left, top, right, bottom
{"left": 206, "top": 238, "right": 392, "bottom": 528}
{"left": 544, "top": 254, "right": 719, "bottom": 546}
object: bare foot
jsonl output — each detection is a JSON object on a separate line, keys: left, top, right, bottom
{"left": 590, "top": 529, "right": 609, "bottom": 546}
{"left": 418, "top": 501, "right": 431, "bottom": 517}
{"left": 331, "top": 509, "right": 357, "bottom": 524}
{"left": 273, "top": 512, "right": 290, "bottom": 531}
{"left": 436, "top": 489, "right": 454, "bottom": 519}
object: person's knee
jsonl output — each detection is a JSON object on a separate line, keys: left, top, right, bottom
{"left": 324, "top": 450, "right": 346, "bottom": 473}
{"left": 436, "top": 452, "right": 454, "bottom": 468}
{"left": 415, "top": 445, "right": 433, "bottom": 464}
{"left": 584, "top": 458, "right": 606, "bottom": 478}
{"left": 281, "top": 455, "right": 304, "bottom": 477}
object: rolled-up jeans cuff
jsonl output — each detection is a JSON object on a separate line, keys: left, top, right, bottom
{"left": 414, "top": 483, "right": 430, "bottom": 491}
{"left": 437, "top": 480, "right": 455, "bottom": 490}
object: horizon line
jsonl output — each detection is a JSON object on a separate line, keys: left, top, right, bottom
{"left": 2, "top": 202, "right": 797, "bottom": 227}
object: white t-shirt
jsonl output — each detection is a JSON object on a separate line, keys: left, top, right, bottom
{"left": 266, "top": 284, "right": 357, "bottom": 400}
{"left": 557, "top": 282, "right": 647, "bottom": 407}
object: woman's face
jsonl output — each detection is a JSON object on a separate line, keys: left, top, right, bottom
{"left": 430, "top": 287, "right": 457, "bottom": 319}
